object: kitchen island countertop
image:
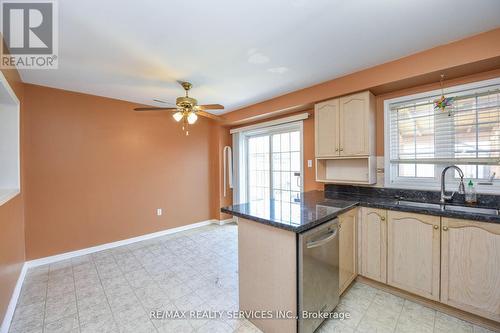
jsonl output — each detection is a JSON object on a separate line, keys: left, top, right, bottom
{"left": 221, "top": 190, "right": 500, "bottom": 233}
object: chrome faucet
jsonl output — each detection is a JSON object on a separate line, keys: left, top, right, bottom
{"left": 440, "top": 165, "right": 466, "bottom": 203}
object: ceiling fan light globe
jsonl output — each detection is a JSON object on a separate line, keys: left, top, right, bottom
{"left": 173, "top": 111, "right": 183, "bottom": 122}
{"left": 187, "top": 112, "right": 198, "bottom": 125}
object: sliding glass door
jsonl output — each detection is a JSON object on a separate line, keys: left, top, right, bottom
{"left": 246, "top": 123, "right": 302, "bottom": 203}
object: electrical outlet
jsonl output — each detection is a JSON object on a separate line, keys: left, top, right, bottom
{"left": 156, "top": 208, "right": 162, "bottom": 216}
{"left": 307, "top": 160, "right": 313, "bottom": 168}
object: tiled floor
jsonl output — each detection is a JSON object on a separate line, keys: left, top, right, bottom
{"left": 9, "top": 223, "right": 496, "bottom": 333}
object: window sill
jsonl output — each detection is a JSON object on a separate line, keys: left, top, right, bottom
{"left": 0, "top": 189, "right": 20, "bottom": 207}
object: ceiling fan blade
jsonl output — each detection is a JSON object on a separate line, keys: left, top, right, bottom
{"left": 153, "top": 99, "right": 175, "bottom": 104}
{"left": 133, "top": 107, "right": 178, "bottom": 111}
{"left": 197, "top": 110, "right": 224, "bottom": 121}
{"left": 198, "top": 104, "right": 224, "bottom": 110}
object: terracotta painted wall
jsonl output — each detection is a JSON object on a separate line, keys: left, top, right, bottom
{"left": 0, "top": 51, "right": 25, "bottom": 324}
{"left": 23, "top": 84, "right": 215, "bottom": 260}
{"left": 210, "top": 124, "right": 233, "bottom": 221}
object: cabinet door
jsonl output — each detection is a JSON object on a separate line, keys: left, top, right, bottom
{"left": 339, "top": 92, "right": 370, "bottom": 156}
{"left": 441, "top": 218, "right": 500, "bottom": 322}
{"left": 339, "top": 209, "right": 357, "bottom": 294}
{"left": 387, "top": 211, "right": 440, "bottom": 301}
{"left": 315, "top": 99, "right": 339, "bottom": 157}
{"left": 360, "top": 208, "right": 387, "bottom": 283}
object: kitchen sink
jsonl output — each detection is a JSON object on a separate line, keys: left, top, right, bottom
{"left": 443, "top": 205, "right": 499, "bottom": 215}
{"left": 396, "top": 200, "right": 441, "bottom": 210}
{"left": 396, "top": 200, "right": 499, "bottom": 215}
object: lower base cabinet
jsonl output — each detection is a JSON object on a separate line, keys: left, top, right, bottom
{"left": 362, "top": 209, "right": 500, "bottom": 322}
{"left": 387, "top": 211, "right": 441, "bottom": 301}
{"left": 339, "top": 209, "right": 357, "bottom": 294}
{"left": 360, "top": 208, "right": 387, "bottom": 283}
{"left": 441, "top": 218, "right": 500, "bottom": 322}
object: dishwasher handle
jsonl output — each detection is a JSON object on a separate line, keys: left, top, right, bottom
{"left": 306, "top": 228, "right": 338, "bottom": 248}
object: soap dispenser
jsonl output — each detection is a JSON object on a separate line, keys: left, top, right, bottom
{"left": 465, "top": 180, "right": 477, "bottom": 204}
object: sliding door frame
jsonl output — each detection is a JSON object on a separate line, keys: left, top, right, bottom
{"left": 241, "top": 121, "right": 304, "bottom": 204}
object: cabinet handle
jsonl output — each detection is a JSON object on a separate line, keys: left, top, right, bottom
{"left": 433, "top": 225, "right": 439, "bottom": 230}
{"left": 335, "top": 148, "right": 339, "bottom": 152}
{"left": 340, "top": 148, "right": 344, "bottom": 151}
{"left": 443, "top": 226, "right": 449, "bottom": 231}
{"left": 380, "top": 216, "right": 385, "bottom": 221}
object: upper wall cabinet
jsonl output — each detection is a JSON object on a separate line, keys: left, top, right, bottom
{"left": 339, "top": 91, "right": 376, "bottom": 156}
{"left": 315, "top": 91, "right": 376, "bottom": 184}
{"left": 315, "top": 91, "right": 375, "bottom": 158}
{"left": 315, "top": 98, "right": 340, "bottom": 157}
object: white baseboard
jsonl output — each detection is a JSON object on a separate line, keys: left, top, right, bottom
{"left": 0, "top": 263, "right": 27, "bottom": 333}
{"left": 1, "top": 218, "right": 224, "bottom": 332}
{"left": 27, "top": 219, "right": 216, "bottom": 268}
{"left": 213, "top": 218, "right": 235, "bottom": 226}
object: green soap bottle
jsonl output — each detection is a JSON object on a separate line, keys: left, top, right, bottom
{"left": 465, "top": 180, "right": 477, "bottom": 204}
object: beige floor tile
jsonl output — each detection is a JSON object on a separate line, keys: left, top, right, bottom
{"left": 333, "top": 303, "right": 365, "bottom": 328}
{"left": 8, "top": 224, "right": 489, "bottom": 333}
{"left": 80, "top": 315, "right": 119, "bottom": 333}
{"left": 116, "top": 316, "right": 157, "bottom": 333}
{"left": 338, "top": 291, "right": 373, "bottom": 312}
{"left": 44, "top": 313, "right": 79, "bottom": 333}
{"left": 318, "top": 319, "right": 355, "bottom": 333}
{"left": 472, "top": 324, "right": 498, "bottom": 333}
{"left": 434, "top": 312, "right": 474, "bottom": 333}
{"left": 395, "top": 314, "right": 434, "bottom": 333}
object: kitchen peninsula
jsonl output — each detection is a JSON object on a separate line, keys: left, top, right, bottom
{"left": 222, "top": 186, "right": 500, "bottom": 333}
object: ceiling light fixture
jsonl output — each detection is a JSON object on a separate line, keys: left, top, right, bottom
{"left": 187, "top": 111, "right": 198, "bottom": 125}
{"left": 173, "top": 111, "right": 183, "bottom": 122}
{"left": 133, "top": 81, "right": 224, "bottom": 136}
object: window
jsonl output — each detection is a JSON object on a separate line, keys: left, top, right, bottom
{"left": 385, "top": 77, "right": 500, "bottom": 193}
{"left": 232, "top": 117, "right": 304, "bottom": 208}
{"left": 0, "top": 72, "right": 20, "bottom": 206}
{"left": 246, "top": 125, "right": 302, "bottom": 204}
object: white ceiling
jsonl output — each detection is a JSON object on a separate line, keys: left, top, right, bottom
{"left": 20, "top": 0, "right": 500, "bottom": 114}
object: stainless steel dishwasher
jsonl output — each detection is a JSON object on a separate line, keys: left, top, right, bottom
{"left": 298, "top": 219, "right": 339, "bottom": 333}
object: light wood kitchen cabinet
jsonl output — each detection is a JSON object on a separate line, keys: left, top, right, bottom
{"left": 314, "top": 91, "right": 376, "bottom": 184}
{"left": 441, "top": 218, "right": 500, "bottom": 322}
{"left": 314, "top": 91, "right": 375, "bottom": 158}
{"left": 315, "top": 98, "right": 340, "bottom": 157}
{"left": 339, "top": 91, "right": 375, "bottom": 156}
{"left": 387, "top": 211, "right": 441, "bottom": 301}
{"left": 360, "top": 208, "right": 387, "bottom": 283}
{"left": 339, "top": 209, "right": 357, "bottom": 294}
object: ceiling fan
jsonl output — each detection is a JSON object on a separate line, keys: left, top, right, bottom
{"left": 134, "top": 81, "right": 224, "bottom": 135}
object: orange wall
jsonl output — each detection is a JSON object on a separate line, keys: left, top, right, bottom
{"left": 23, "top": 84, "right": 215, "bottom": 259}
{"left": 224, "top": 28, "right": 500, "bottom": 195}
{"left": 210, "top": 124, "right": 233, "bottom": 220}
{"left": 227, "top": 69, "right": 500, "bottom": 194}
{"left": 0, "top": 53, "right": 25, "bottom": 323}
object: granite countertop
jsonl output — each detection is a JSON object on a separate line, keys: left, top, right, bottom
{"left": 221, "top": 190, "right": 500, "bottom": 233}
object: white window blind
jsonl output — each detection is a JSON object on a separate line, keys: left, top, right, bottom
{"left": 386, "top": 79, "right": 500, "bottom": 189}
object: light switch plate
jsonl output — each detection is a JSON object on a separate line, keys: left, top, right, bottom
{"left": 156, "top": 208, "right": 163, "bottom": 216}
{"left": 307, "top": 160, "right": 313, "bottom": 168}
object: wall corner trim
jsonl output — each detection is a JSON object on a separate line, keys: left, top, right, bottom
{"left": 0, "top": 263, "right": 27, "bottom": 333}
{"left": 213, "top": 218, "right": 235, "bottom": 226}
